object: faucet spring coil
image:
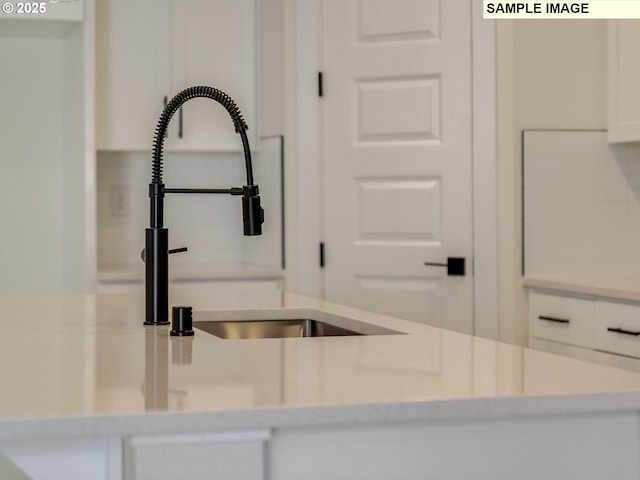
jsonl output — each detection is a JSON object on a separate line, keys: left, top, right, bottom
{"left": 152, "top": 86, "right": 248, "bottom": 184}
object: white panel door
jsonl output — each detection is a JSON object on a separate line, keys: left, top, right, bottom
{"left": 323, "top": 0, "right": 474, "bottom": 334}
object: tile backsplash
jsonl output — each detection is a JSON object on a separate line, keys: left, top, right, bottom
{"left": 524, "top": 130, "right": 640, "bottom": 276}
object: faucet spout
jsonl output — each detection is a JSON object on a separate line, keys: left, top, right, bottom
{"left": 144, "top": 86, "right": 264, "bottom": 326}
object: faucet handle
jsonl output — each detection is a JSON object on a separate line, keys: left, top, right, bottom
{"left": 140, "top": 246, "right": 188, "bottom": 262}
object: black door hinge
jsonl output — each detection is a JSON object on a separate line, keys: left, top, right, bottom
{"left": 318, "top": 72, "right": 324, "bottom": 97}
{"left": 320, "top": 242, "right": 325, "bottom": 267}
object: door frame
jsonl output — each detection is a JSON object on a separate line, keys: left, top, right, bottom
{"left": 293, "top": 1, "right": 498, "bottom": 339}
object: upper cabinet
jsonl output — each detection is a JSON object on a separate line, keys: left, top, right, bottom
{"left": 96, "top": 0, "right": 257, "bottom": 152}
{"left": 96, "top": 0, "right": 170, "bottom": 151}
{"left": 608, "top": 20, "right": 640, "bottom": 143}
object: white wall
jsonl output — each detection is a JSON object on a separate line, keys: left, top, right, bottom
{"left": 524, "top": 130, "right": 640, "bottom": 275}
{"left": 497, "top": 20, "right": 607, "bottom": 345}
{"left": 0, "top": 23, "right": 93, "bottom": 295}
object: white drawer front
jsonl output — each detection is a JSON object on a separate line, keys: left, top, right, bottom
{"left": 125, "top": 431, "right": 269, "bottom": 480}
{"left": 529, "top": 291, "right": 595, "bottom": 348}
{"left": 595, "top": 301, "right": 640, "bottom": 359}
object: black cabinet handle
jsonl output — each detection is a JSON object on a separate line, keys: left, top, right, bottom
{"left": 607, "top": 327, "right": 640, "bottom": 336}
{"left": 538, "top": 315, "right": 570, "bottom": 324}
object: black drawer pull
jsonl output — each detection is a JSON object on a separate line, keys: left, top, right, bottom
{"left": 607, "top": 327, "right": 640, "bottom": 336}
{"left": 538, "top": 315, "right": 570, "bottom": 324}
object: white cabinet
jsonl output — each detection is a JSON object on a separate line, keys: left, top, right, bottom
{"left": 607, "top": 20, "right": 640, "bottom": 142}
{"left": 124, "top": 431, "right": 269, "bottom": 480}
{"left": 528, "top": 289, "right": 640, "bottom": 372}
{"left": 96, "top": 0, "right": 257, "bottom": 152}
{"left": 271, "top": 414, "right": 640, "bottom": 480}
{"left": 0, "top": 438, "right": 121, "bottom": 480}
{"left": 96, "top": 0, "right": 170, "bottom": 151}
{"left": 1, "top": 431, "right": 269, "bottom": 480}
{"left": 528, "top": 291, "right": 595, "bottom": 349}
{"left": 169, "top": 1, "right": 257, "bottom": 151}
{"left": 595, "top": 300, "right": 640, "bottom": 359}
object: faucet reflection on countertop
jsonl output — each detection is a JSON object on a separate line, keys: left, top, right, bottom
{"left": 143, "top": 326, "right": 194, "bottom": 411}
{"left": 142, "top": 86, "right": 264, "bottom": 326}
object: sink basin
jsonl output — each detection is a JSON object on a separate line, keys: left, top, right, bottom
{"left": 194, "top": 308, "right": 402, "bottom": 340}
{"left": 196, "top": 319, "right": 362, "bottom": 339}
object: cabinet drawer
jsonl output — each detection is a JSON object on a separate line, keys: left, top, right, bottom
{"left": 125, "top": 431, "right": 269, "bottom": 480}
{"left": 595, "top": 301, "right": 640, "bottom": 359}
{"left": 1, "top": 438, "right": 121, "bottom": 480}
{"left": 529, "top": 291, "right": 595, "bottom": 348}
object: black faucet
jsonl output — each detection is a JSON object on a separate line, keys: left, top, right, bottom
{"left": 144, "top": 86, "right": 264, "bottom": 326}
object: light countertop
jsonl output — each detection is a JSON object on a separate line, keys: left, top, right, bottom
{"left": 3, "top": 288, "right": 640, "bottom": 442}
{"left": 524, "top": 274, "right": 640, "bottom": 302}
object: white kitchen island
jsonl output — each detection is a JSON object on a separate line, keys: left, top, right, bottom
{"left": 2, "top": 289, "right": 640, "bottom": 479}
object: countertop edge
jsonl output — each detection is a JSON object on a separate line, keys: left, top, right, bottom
{"left": 3, "top": 392, "right": 640, "bottom": 443}
{"left": 523, "top": 275, "right": 640, "bottom": 302}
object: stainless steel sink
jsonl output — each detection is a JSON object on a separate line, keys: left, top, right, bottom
{"left": 196, "top": 318, "right": 362, "bottom": 339}
{"left": 194, "top": 308, "right": 403, "bottom": 340}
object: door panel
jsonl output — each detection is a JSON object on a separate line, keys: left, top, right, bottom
{"left": 356, "top": 77, "right": 440, "bottom": 142}
{"left": 356, "top": 178, "right": 440, "bottom": 242}
{"left": 323, "top": 0, "right": 473, "bottom": 334}
{"left": 357, "top": 0, "right": 439, "bottom": 41}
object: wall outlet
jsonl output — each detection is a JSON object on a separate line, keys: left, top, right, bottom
{"left": 109, "top": 185, "right": 130, "bottom": 217}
